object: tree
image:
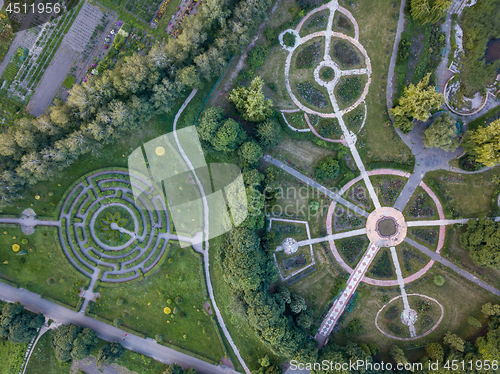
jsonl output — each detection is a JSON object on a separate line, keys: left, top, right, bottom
{"left": 163, "top": 364, "right": 184, "bottom": 374}
{"left": 256, "top": 118, "right": 282, "bottom": 148}
{"left": 211, "top": 118, "right": 247, "bottom": 153}
{"left": 411, "top": 0, "right": 452, "bottom": 24}
{"left": 482, "top": 303, "right": 500, "bottom": 316}
{"left": 444, "top": 332, "right": 465, "bottom": 352}
{"left": 390, "top": 74, "right": 445, "bottom": 133}
{"left": 0, "top": 302, "right": 44, "bottom": 344}
{"left": 238, "top": 140, "right": 263, "bottom": 165}
{"left": 177, "top": 66, "right": 202, "bottom": 88}
{"left": 422, "top": 113, "right": 459, "bottom": 152}
{"left": 426, "top": 342, "right": 444, "bottom": 362}
{"left": 52, "top": 324, "right": 98, "bottom": 362}
{"left": 197, "top": 107, "right": 226, "bottom": 142}
{"left": 96, "top": 342, "right": 125, "bottom": 367}
{"left": 389, "top": 345, "right": 410, "bottom": 368}
{"left": 460, "top": 217, "right": 500, "bottom": 269}
{"left": 315, "top": 157, "right": 340, "bottom": 180}
{"left": 463, "top": 118, "right": 500, "bottom": 167}
{"left": 229, "top": 77, "right": 273, "bottom": 122}
{"left": 289, "top": 294, "right": 307, "bottom": 314}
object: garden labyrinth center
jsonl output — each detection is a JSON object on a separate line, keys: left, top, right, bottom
{"left": 1, "top": 0, "right": 500, "bottom": 373}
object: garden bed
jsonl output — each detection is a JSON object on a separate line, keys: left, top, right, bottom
{"left": 295, "top": 40, "right": 323, "bottom": 69}
{"left": 336, "top": 236, "right": 368, "bottom": 267}
{"left": 300, "top": 10, "right": 329, "bottom": 37}
{"left": 370, "top": 175, "right": 406, "bottom": 207}
{"left": 336, "top": 76, "right": 363, "bottom": 108}
{"left": 333, "top": 207, "right": 365, "bottom": 231}
{"left": 332, "top": 14, "right": 355, "bottom": 38}
{"left": 330, "top": 39, "right": 363, "bottom": 69}
{"left": 314, "top": 117, "right": 342, "bottom": 138}
{"left": 343, "top": 180, "right": 373, "bottom": 211}
{"left": 368, "top": 249, "right": 394, "bottom": 278}
{"left": 345, "top": 106, "right": 364, "bottom": 133}
{"left": 398, "top": 244, "right": 430, "bottom": 276}
{"left": 284, "top": 111, "right": 308, "bottom": 129}
{"left": 297, "top": 81, "right": 329, "bottom": 108}
{"left": 406, "top": 187, "right": 437, "bottom": 219}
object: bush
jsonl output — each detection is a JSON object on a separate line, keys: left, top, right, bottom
{"left": 282, "top": 32, "right": 296, "bottom": 48}
{"left": 167, "top": 299, "right": 172, "bottom": 304}
{"left": 315, "top": 156, "right": 340, "bottom": 180}
{"left": 433, "top": 275, "right": 445, "bottom": 286}
{"left": 116, "top": 298, "right": 124, "bottom": 306}
{"left": 468, "top": 316, "right": 482, "bottom": 329}
{"left": 47, "top": 277, "right": 56, "bottom": 285}
{"left": 155, "top": 333, "right": 164, "bottom": 342}
{"left": 113, "top": 318, "right": 122, "bottom": 327}
{"left": 247, "top": 45, "right": 269, "bottom": 70}
{"left": 264, "top": 28, "right": 278, "bottom": 44}
{"left": 175, "top": 296, "right": 183, "bottom": 305}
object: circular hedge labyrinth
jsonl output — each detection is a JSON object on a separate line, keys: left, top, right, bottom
{"left": 59, "top": 169, "right": 171, "bottom": 283}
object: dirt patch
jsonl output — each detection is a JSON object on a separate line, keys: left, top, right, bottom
{"left": 204, "top": 300, "right": 212, "bottom": 315}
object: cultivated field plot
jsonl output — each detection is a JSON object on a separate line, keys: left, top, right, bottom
{"left": 124, "top": 0, "right": 162, "bottom": 22}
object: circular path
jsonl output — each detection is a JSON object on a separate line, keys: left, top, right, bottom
{"left": 59, "top": 169, "right": 170, "bottom": 283}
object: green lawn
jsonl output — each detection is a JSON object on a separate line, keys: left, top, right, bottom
{"left": 91, "top": 243, "right": 225, "bottom": 363}
{"left": 343, "top": 0, "right": 413, "bottom": 167}
{"left": 62, "top": 75, "right": 76, "bottom": 89}
{"left": 0, "top": 226, "right": 88, "bottom": 308}
{"left": 423, "top": 167, "right": 500, "bottom": 218}
{"left": 25, "top": 331, "right": 71, "bottom": 374}
{"left": 0, "top": 339, "right": 27, "bottom": 374}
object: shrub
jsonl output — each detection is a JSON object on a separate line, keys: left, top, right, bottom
{"left": 175, "top": 296, "right": 183, "bottom": 305}
{"left": 168, "top": 258, "right": 173, "bottom": 263}
{"left": 433, "top": 275, "right": 445, "bottom": 286}
{"left": 264, "top": 28, "right": 278, "bottom": 44}
{"left": 282, "top": 32, "right": 296, "bottom": 48}
{"left": 47, "top": 277, "right": 56, "bottom": 285}
{"left": 173, "top": 307, "right": 179, "bottom": 314}
{"left": 468, "top": 316, "right": 482, "bottom": 329}
{"left": 113, "top": 318, "right": 122, "bottom": 327}
{"left": 315, "top": 156, "right": 340, "bottom": 180}
{"left": 167, "top": 299, "right": 172, "bottom": 304}
{"left": 155, "top": 333, "right": 164, "bottom": 342}
{"left": 116, "top": 298, "right": 124, "bottom": 306}
{"left": 122, "top": 311, "right": 129, "bottom": 318}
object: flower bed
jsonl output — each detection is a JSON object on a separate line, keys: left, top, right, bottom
{"left": 305, "top": 13, "right": 327, "bottom": 32}
{"left": 369, "top": 250, "right": 393, "bottom": 278}
{"left": 337, "top": 77, "right": 362, "bottom": 106}
{"left": 409, "top": 228, "right": 438, "bottom": 245}
{"left": 334, "top": 207, "right": 364, "bottom": 230}
{"left": 297, "top": 82, "right": 328, "bottom": 108}
{"left": 337, "top": 237, "right": 367, "bottom": 266}
{"left": 409, "top": 193, "right": 435, "bottom": 218}
{"left": 332, "top": 40, "right": 361, "bottom": 68}
{"left": 373, "top": 177, "right": 405, "bottom": 206}
{"left": 346, "top": 183, "right": 372, "bottom": 209}
{"left": 336, "top": 15, "right": 352, "bottom": 31}
{"left": 295, "top": 42, "right": 322, "bottom": 69}
{"left": 283, "top": 253, "right": 307, "bottom": 271}
{"left": 346, "top": 107, "right": 364, "bottom": 132}
{"left": 402, "top": 246, "right": 426, "bottom": 273}
{"left": 317, "top": 118, "right": 342, "bottom": 138}
{"left": 384, "top": 305, "right": 399, "bottom": 321}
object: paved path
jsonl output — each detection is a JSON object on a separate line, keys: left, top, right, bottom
{"left": 406, "top": 218, "right": 470, "bottom": 227}
{"left": 0, "top": 282, "right": 239, "bottom": 374}
{"left": 405, "top": 237, "right": 500, "bottom": 297}
{"left": 296, "top": 228, "right": 366, "bottom": 247}
{"left": 263, "top": 155, "right": 369, "bottom": 218}
{"left": 172, "top": 90, "right": 250, "bottom": 374}
{"left": 390, "top": 246, "right": 416, "bottom": 338}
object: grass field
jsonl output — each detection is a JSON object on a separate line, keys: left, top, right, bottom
{"left": 25, "top": 331, "right": 72, "bottom": 374}
{"left": 342, "top": 0, "right": 413, "bottom": 167}
{"left": 423, "top": 167, "right": 500, "bottom": 218}
{"left": 91, "top": 243, "right": 224, "bottom": 363}
{"left": 115, "top": 349, "right": 168, "bottom": 373}
{"left": 0, "top": 226, "right": 88, "bottom": 308}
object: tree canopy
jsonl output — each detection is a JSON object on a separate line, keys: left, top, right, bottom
{"left": 410, "top": 0, "right": 452, "bottom": 24}
{"left": 52, "top": 324, "right": 98, "bottom": 362}
{"left": 463, "top": 119, "right": 500, "bottom": 167}
{"left": 390, "top": 74, "right": 445, "bottom": 133}
{"left": 422, "top": 112, "right": 459, "bottom": 152}
{"left": 0, "top": 302, "right": 44, "bottom": 344}
{"left": 229, "top": 77, "right": 273, "bottom": 122}
{"left": 315, "top": 156, "right": 340, "bottom": 181}
{"left": 460, "top": 217, "right": 500, "bottom": 269}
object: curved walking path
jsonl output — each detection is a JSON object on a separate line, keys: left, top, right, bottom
{"left": 0, "top": 282, "right": 239, "bottom": 374}
{"left": 172, "top": 90, "right": 250, "bottom": 374}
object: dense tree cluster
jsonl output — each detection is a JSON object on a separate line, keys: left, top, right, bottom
{"left": 229, "top": 77, "right": 273, "bottom": 122}
{"left": 390, "top": 74, "right": 445, "bottom": 133}
{"left": 422, "top": 112, "right": 459, "bottom": 152}
{"left": 0, "top": 302, "right": 44, "bottom": 343}
{"left": 460, "top": 217, "right": 500, "bottom": 269}
{"left": 52, "top": 323, "right": 98, "bottom": 362}
{"left": 410, "top": 0, "right": 452, "bottom": 24}
{"left": 0, "top": 0, "right": 273, "bottom": 210}
{"left": 463, "top": 118, "right": 500, "bottom": 167}
{"left": 95, "top": 342, "right": 125, "bottom": 367}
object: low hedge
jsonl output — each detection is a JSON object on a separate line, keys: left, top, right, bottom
{"left": 367, "top": 161, "right": 414, "bottom": 173}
